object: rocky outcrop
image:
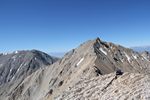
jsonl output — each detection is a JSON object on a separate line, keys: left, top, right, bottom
{"left": 1, "top": 38, "right": 150, "bottom": 100}
{"left": 57, "top": 73, "right": 150, "bottom": 100}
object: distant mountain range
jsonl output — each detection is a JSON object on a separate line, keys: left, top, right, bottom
{"left": 49, "top": 52, "right": 66, "bottom": 58}
{"left": 131, "top": 46, "right": 150, "bottom": 52}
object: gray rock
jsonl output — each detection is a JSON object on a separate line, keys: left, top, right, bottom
{"left": 0, "top": 50, "right": 58, "bottom": 100}
{"left": 58, "top": 73, "right": 150, "bottom": 100}
{"left": 1, "top": 38, "right": 150, "bottom": 100}
{"left": 0, "top": 50, "right": 58, "bottom": 85}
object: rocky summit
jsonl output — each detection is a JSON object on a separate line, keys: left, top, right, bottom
{"left": 1, "top": 38, "right": 150, "bottom": 100}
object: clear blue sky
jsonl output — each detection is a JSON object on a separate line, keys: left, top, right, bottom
{"left": 0, "top": 0, "right": 150, "bottom": 53}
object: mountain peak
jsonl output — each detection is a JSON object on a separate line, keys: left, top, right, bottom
{"left": 1, "top": 39, "right": 150, "bottom": 100}
{"left": 0, "top": 50, "right": 58, "bottom": 85}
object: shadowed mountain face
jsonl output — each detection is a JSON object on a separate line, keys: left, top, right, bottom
{"left": 1, "top": 38, "right": 150, "bottom": 100}
{"left": 0, "top": 50, "right": 58, "bottom": 85}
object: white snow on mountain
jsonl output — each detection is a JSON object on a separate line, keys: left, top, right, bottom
{"left": 76, "top": 57, "right": 84, "bottom": 66}
{"left": 124, "top": 52, "right": 131, "bottom": 62}
{"left": 99, "top": 48, "right": 107, "bottom": 55}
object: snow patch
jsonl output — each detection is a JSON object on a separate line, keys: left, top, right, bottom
{"left": 11, "top": 76, "right": 15, "bottom": 81}
{"left": 133, "top": 55, "right": 137, "bottom": 59}
{"left": 142, "top": 55, "right": 150, "bottom": 62}
{"left": 76, "top": 58, "right": 84, "bottom": 66}
{"left": 124, "top": 52, "right": 131, "bottom": 62}
{"left": 10, "top": 68, "right": 13, "bottom": 73}
{"left": 99, "top": 48, "right": 107, "bottom": 55}
{"left": 16, "top": 63, "right": 23, "bottom": 73}
{"left": 15, "top": 51, "right": 18, "bottom": 54}
{"left": 10, "top": 63, "right": 23, "bottom": 81}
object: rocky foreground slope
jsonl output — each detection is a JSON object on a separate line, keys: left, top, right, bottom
{"left": 57, "top": 73, "right": 150, "bottom": 100}
{"left": 1, "top": 38, "right": 150, "bottom": 100}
